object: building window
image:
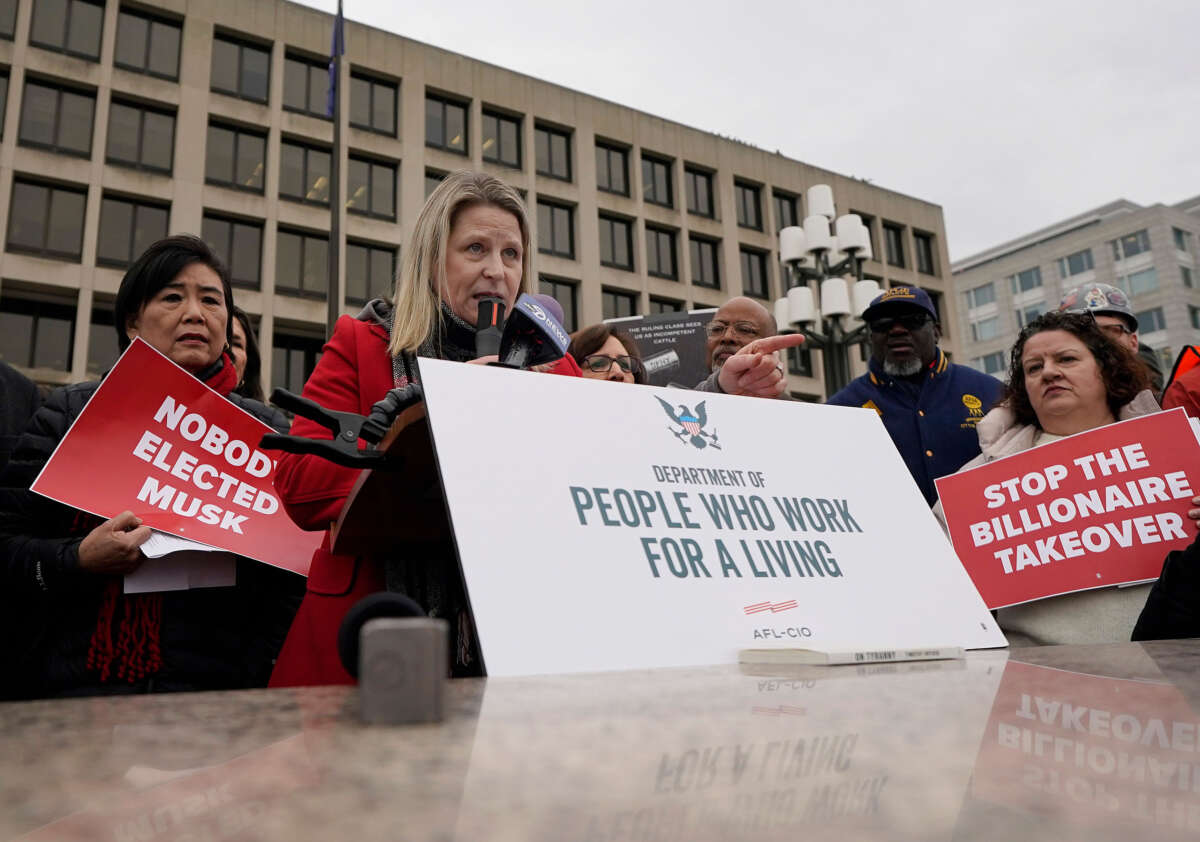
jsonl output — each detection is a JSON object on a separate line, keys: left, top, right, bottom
{"left": 0, "top": 70, "right": 9, "bottom": 138}
{"left": 424, "top": 169, "right": 447, "bottom": 198}
{"left": 773, "top": 191, "right": 798, "bottom": 232}
{"left": 684, "top": 167, "right": 714, "bottom": 218}
{"left": 964, "top": 282, "right": 995, "bottom": 309}
{"left": 201, "top": 213, "right": 262, "bottom": 288}
{"left": 1118, "top": 266, "right": 1159, "bottom": 297}
{"left": 914, "top": 231, "right": 936, "bottom": 275}
{"left": 276, "top": 229, "right": 329, "bottom": 297}
{"left": 6, "top": 179, "right": 86, "bottom": 261}
{"left": 973, "top": 351, "right": 1006, "bottom": 375}
{"left": 1056, "top": 248, "right": 1094, "bottom": 278}
{"left": 96, "top": 195, "right": 169, "bottom": 268}
{"left": 30, "top": 0, "right": 103, "bottom": 60}
{"left": 883, "top": 223, "right": 905, "bottom": 268}
{"left": 690, "top": 235, "right": 720, "bottom": 289}
{"left": 853, "top": 211, "right": 877, "bottom": 257}
{"left": 283, "top": 54, "right": 331, "bottom": 119}
{"left": 0, "top": 296, "right": 75, "bottom": 371}
{"left": 0, "top": 0, "right": 16, "bottom": 40}
{"left": 1008, "top": 266, "right": 1043, "bottom": 294}
{"left": 926, "top": 290, "right": 945, "bottom": 327}
{"left": 19, "top": 80, "right": 95, "bottom": 157}
{"left": 106, "top": 100, "right": 174, "bottom": 173}
{"left": 735, "top": 181, "right": 761, "bottom": 230}
{"left": 539, "top": 276, "right": 578, "bottom": 332}
{"left": 1110, "top": 229, "right": 1151, "bottom": 261}
{"left": 279, "top": 140, "right": 330, "bottom": 205}
{"left": 645, "top": 226, "right": 677, "bottom": 280}
{"left": 1174, "top": 227, "right": 1194, "bottom": 252}
{"left": 205, "top": 121, "right": 265, "bottom": 192}
{"left": 346, "top": 156, "right": 396, "bottom": 220}
{"left": 787, "top": 346, "right": 813, "bottom": 377}
{"left": 114, "top": 7, "right": 181, "bottom": 79}
{"left": 87, "top": 305, "right": 120, "bottom": 378}
{"left": 425, "top": 93, "right": 467, "bottom": 154}
{"left": 272, "top": 332, "right": 323, "bottom": 396}
{"left": 535, "top": 124, "right": 571, "bottom": 181}
{"left": 537, "top": 200, "right": 574, "bottom": 259}
{"left": 210, "top": 35, "right": 271, "bottom": 104}
{"left": 740, "top": 247, "right": 769, "bottom": 298}
{"left": 599, "top": 214, "right": 633, "bottom": 270}
{"left": 1183, "top": 266, "right": 1194, "bottom": 289}
{"left": 346, "top": 241, "right": 395, "bottom": 304}
{"left": 595, "top": 142, "right": 628, "bottom": 195}
{"left": 350, "top": 73, "right": 397, "bottom": 136}
{"left": 970, "top": 315, "right": 1000, "bottom": 342}
{"left": 1190, "top": 305, "right": 1200, "bottom": 330}
{"left": 602, "top": 289, "right": 637, "bottom": 320}
{"left": 642, "top": 155, "right": 672, "bottom": 207}
{"left": 649, "top": 297, "right": 682, "bottom": 315}
{"left": 481, "top": 110, "right": 521, "bottom": 168}
{"left": 1015, "top": 300, "right": 1047, "bottom": 329}
{"left": 1135, "top": 307, "right": 1166, "bottom": 334}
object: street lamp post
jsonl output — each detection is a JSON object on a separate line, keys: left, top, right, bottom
{"left": 774, "top": 185, "right": 881, "bottom": 396}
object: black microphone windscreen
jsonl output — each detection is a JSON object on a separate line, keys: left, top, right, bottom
{"left": 337, "top": 592, "right": 425, "bottom": 678}
{"left": 475, "top": 297, "right": 506, "bottom": 358}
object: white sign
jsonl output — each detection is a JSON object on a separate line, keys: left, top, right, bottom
{"left": 418, "top": 359, "right": 1006, "bottom": 677}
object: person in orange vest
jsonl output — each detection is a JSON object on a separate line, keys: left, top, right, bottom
{"left": 1162, "top": 345, "right": 1200, "bottom": 419}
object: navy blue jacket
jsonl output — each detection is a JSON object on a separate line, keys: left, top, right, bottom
{"left": 826, "top": 350, "right": 1004, "bottom": 505}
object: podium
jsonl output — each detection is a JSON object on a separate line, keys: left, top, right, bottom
{"left": 328, "top": 401, "right": 454, "bottom": 556}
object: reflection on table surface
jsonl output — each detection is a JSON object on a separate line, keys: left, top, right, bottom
{"left": 3, "top": 641, "right": 1199, "bottom": 841}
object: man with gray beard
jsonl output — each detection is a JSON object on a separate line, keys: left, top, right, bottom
{"left": 826, "top": 286, "right": 1003, "bottom": 506}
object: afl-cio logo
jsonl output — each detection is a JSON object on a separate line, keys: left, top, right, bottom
{"left": 962, "top": 393, "right": 983, "bottom": 417}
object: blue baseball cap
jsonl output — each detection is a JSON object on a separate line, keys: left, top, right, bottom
{"left": 861, "top": 286, "right": 938, "bottom": 323}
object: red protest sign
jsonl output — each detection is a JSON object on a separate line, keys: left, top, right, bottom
{"left": 935, "top": 410, "right": 1200, "bottom": 609}
{"left": 32, "top": 339, "right": 318, "bottom": 576}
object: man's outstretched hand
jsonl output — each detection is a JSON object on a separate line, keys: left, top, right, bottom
{"left": 716, "top": 334, "right": 807, "bottom": 398}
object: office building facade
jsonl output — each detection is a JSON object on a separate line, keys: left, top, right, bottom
{"left": 952, "top": 198, "right": 1200, "bottom": 381}
{"left": 0, "top": 0, "right": 955, "bottom": 399}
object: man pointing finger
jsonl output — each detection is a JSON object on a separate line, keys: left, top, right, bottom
{"left": 695, "top": 297, "right": 804, "bottom": 399}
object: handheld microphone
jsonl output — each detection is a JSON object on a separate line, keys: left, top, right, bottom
{"left": 497, "top": 293, "right": 571, "bottom": 370}
{"left": 475, "top": 297, "right": 506, "bottom": 358}
{"left": 338, "top": 593, "right": 448, "bottom": 725}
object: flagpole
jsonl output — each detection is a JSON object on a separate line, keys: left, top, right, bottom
{"left": 326, "top": 0, "right": 344, "bottom": 341}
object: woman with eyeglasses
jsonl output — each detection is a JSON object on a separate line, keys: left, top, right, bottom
{"left": 935, "top": 310, "right": 1188, "bottom": 646}
{"left": 568, "top": 324, "right": 646, "bottom": 384}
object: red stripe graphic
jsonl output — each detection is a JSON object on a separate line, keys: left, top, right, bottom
{"left": 770, "top": 600, "right": 798, "bottom": 613}
{"left": 744, "top": 600, "right": 797, "bottom": 614}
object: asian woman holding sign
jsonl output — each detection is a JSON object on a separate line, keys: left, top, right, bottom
{"left": 0, "top": 235, "right": 301, "bottom": 699}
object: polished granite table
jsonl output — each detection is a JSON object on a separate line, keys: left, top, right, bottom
{"left": 3, "top": 641, "right": 1200, "bottom": 841}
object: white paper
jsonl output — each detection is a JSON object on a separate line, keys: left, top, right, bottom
{"left": 124, "top": 549, "right": 237, "bottom": 594}
{"left": 417, "top": 359, "right": 1007, "bottom": 678}
{"left": 140, "top": 529, "right": 221, "bottom": 558}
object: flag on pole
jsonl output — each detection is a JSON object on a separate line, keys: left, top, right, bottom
{"left": 326, "top": 0, "right": 345, "bottom": 117}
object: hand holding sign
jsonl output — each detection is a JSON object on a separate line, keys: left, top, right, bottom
{"left": 78, "top": 510, "right": 152, "bottom": 575}
{"left": 717, "top": 334, "right": 807, "bottom": 399}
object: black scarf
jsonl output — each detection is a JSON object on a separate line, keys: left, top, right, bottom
{"left": 381, "top": 301, "right": 482, "bottom": 675}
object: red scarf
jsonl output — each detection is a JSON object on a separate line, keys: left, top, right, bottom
{"left": 87, "top": 353, "right": 239, "bottom": 684}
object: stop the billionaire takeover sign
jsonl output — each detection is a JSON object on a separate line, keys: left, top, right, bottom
{"left": 935, "top": 409, "right": 1200, "bottom": 610}
{"left": 32, "top": 339, "right": 317, "bottom": 576}
{"left": 418, "top": 358, "right": 1006, "bottom": 677}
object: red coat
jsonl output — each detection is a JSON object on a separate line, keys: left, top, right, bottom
{"left": 269, "top": 314, "right": 580, "bottom": 687}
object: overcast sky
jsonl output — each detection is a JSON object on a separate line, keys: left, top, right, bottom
{"left": 297, "top": 0, "right": 1200, "bottom": 262}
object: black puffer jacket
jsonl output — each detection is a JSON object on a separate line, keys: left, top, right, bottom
{"left": 0, "top": 361, "right": 42, "bottom": 478}
{"left": 1132, "top": 534, "right": 1200, "bottom": 642}
{"left": 0, "top": 376, "right": 303, "bottom": 700}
